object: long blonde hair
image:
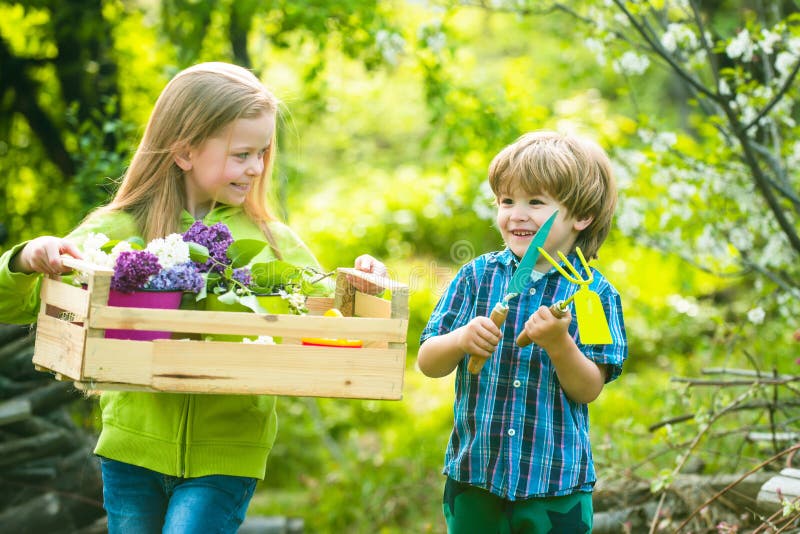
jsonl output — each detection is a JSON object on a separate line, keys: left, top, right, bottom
{"left": 96, "top": 62, "right": 280, "bottom": 241}
{"left": 488, "top": 130, "right": 617, "bottom": 259}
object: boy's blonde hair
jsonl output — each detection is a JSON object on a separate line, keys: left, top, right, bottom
{"left": 488, "top": 131, "right": 617, "bottom": 259}
{"left": 98, "top": 62, "right": 279, "bottom": 240}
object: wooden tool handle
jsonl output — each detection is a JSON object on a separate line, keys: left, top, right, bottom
{"left": 515, "top": 302, "right": 567, "bottom": 348}
{"left": 467, "top": 303, "right": 508, "bottom": 374}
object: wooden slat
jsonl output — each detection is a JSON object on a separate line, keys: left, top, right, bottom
{"left": 152, "top": 342, "right": 405, "bottom": 399}
{"left": 82, "top": 338, "right": 155, "bottom": 385}
{"left": 88, "top": 306, "right": 408, "bottom": 342}
{"left": 73, "top": 381, "right": 158, "bottom": 394}
{"left": 40, "top": 278, "right": 90, "bottom": 318}
{"left": 32, "top": 314, "right": 87, "bottom": 380}
{"left": 337, "top": 267, "right": 408, "bottom": 293}
{"left": 390, "top": 285, "right": 409, "bottom": 320}
{"left": 354, "top": 292, "right": 391, "bottom": 318}
{"left": 61, "top": 256, "right": 114, "bottom": 276}
{"left": 80, "top": 338, "right": 405, "bottom": 399}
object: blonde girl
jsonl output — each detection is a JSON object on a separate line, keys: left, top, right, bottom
{"left": 0, "top": 62, "right": 384, "bottom": 533}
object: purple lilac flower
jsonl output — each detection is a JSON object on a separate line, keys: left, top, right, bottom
{"left": 145, "top": 262, "right": 205, "bottom": 293}
{"left": 112, "top": 250, "right": 162, "bottom": 293}
{"left": 182, "top": 221, "right": 233, "bottom": 273}
{"left": 232, "top": 267, "right": 252, "bottom": 288}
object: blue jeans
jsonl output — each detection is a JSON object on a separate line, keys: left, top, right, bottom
{"left": 99, "top": 457, "right": 257, "bottom": 534}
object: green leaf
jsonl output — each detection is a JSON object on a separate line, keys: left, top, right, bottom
{"left": 216, "top": 290, "right": 239, "bottom": 305}
{"left": 126, "top": 236, "right": 146, "bottom": 249}
{"left": 100, "top": 237, "right": 145, "bottom": 252}
{"left": 188, "top": 242, "right": 209, "bottom": 263}
{"left": 238, "top": 294, "right": 268, "bottom": 314}
{"left": 250, "top": 260, "right": 303, "bottom": 292}
{"left": 227, "top": 239, "right": 268, "bottom": 268}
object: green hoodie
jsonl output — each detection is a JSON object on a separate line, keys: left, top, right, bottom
{"left": 0, "top": 206, "right": 330, "bottom": 479}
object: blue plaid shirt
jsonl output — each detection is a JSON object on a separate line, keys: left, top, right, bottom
{"left": 420, "top": 248, "right": 627, "bottom": 500}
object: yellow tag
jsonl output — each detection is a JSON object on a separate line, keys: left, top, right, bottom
{"left": 573, "top": 287, "right": 612, "bottom": 344}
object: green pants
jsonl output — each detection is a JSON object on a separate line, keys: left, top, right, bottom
{"left": 443, "top": 478, "right": 593, "bottom": 533}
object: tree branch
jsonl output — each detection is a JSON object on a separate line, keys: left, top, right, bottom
{"left": 0, "top": 36, "right": 74, "bottom": 178}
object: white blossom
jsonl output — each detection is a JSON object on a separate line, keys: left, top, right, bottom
{"left": 728, "top": 227, "right": 752, "bottom": 251}
{"left": 652, "top": 132, "right": 677, "bottom": 152}
{"left": 146, "top": 233, "right": 190, "bottom": 269}
{"left": 775, "top": 51, "right": 796, "bottom": 79}
{"left": 788, "top": 37, "right": 800, "bottom": 55}
{"left": 667, "top": 294, "right": 699, "bottom": 317}
{"left": 746, "top": 307, "right": 766, "bottom": 324}
{"left": 616, "top": 198, "right": 644, "bottom": 234}
{"left": 279, "top": 288, "right": 307, "bottom": 315}
{"left": 83, "top": 232, "right": 110, "bottom": 252}
{"left": 242, "top": 336, "right": 276, "bottom": 345}
{"left": 718, "top": 79, "right": 731, "bottom": 96}
{"left": 726, "top": 29, "right": 754, "bottom": 62}
{"left": 612, "top": 51, "right": 650, "bottom": 76}
{"left": 661, "top": 23, "right": 698, "bottom": 54}
{"left": 584, "top": 37, "right": 607, "bottom": 65}
{"left": 79, "top": 233, "right": 114, "bottom": 269}
{"left": 667, "top": 182, "right": 695, "bottom": 200}
{"left": 759, "top": 29, "right": 781, "bottom": 54}
{"left": 109, "top": 241, "right": 133, "bottom": 262}
{"left": 376, "top": 30, "right": 406, "bottom": 66}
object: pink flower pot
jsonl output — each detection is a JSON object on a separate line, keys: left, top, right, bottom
{"left": 105, "top": 289, "right": 183, "bottom": 341}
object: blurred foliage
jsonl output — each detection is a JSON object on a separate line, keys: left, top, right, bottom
{"left": 2, "top": 0, "right": 799, "bottom": 531}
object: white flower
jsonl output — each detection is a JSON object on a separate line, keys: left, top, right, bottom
{"left": 376, "top": 30, "right": 406, "bottom": 66}
{"left": 279, "top": 288, "right": 308, "bottom": 315}
{"left": 728, "top": 227, "right": 752, "bottom": 251}
{"left": 242, "top": 336, "right": 276, "bottom": 345}
{"left": 775, "top": 51, "right": 796, "bottom": 79}
{"left": 718, "top": 79, "right": 731, "bottom": 96}
{"left": 584, "top": 37, "right": 607, "bottom": 65}
{"left": 662, "top": 23, "right": 698, "bottom": 54}
{"left": 652, "top": 132, "right": 677, "bottom": 152}
{"left": 759, "top": 29, "right": 781, "bottom": 54}
{"left": 616, "top": 204, "right": 644, "bottom": 235}
{"left": 79, "top": 233, "right": 114, "bottom": 269}
{"left": 788, "top": 37, "right": 800, "bottom": 55}
{"left": 146, "top": 233, "right": 190, "bottom": 269}
{"left": 83, "top": 232, "right": 110, "bottom": 252}
{"left": 746, "top": 307, "right": 765, "bottom": 324}
{"left": 726, "top": 29, "right": 754, "bottom": 62}
{"left": 612, "top": 51, "right": 650, "bottom": 76}
{"left": 667, "top": 294, "right": 699, "bottom": 317}
{"left": 109, "top": 241, "right": 133, "bottom": 260}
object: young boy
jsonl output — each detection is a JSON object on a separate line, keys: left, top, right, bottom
{"left": 418, "top": 131, "right": 627, "bottom": 533}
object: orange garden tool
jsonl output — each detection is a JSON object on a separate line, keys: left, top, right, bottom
{"left": 467, "top": 210, "right": 559, "bottom": 374}
{"left": 516, "top": 246, "right": 612, "bottom": 347}
{"left": 301, "top": 308, "right": 363, "bottom": 348}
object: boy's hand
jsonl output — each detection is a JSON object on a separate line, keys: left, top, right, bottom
{"left": 12, "top": 236, "right": 82, "bottom": 275}
{"left": 458, "top": 316, "right": 502, "bottom": 358}
{"left": 521, "top": 305, "right": 572, "bottom": 353}
{"left": 348, "top": 254, "right": 388, "bottom": 294}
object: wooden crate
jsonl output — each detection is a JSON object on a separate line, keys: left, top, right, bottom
{"left": 32, "top": 258, "right": 408, "bottom": 400}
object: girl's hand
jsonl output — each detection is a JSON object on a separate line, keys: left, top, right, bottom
{"left": 457, "top": 316, "right": 502, "bottom": 358}
{"left": 354, "top": 254, "right": 387, "bottom": 277}
{"left": 521, "top": 305, "right": 572, "bottom": 353}
{"left": 349, "top": 254, "right": 388, "bottom": 294}
{"left": 12, "top": 236, "right": 83, "bottom": 275}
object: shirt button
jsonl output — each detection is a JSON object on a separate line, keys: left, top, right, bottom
{"left": 513, "top": 380, "right": 521, "bottom": 388}
{"left": 529, "top": 288, "right": 536, "bottom": 295}
{"left": 507, "top": 429, "right": 516, "bottom": 437}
